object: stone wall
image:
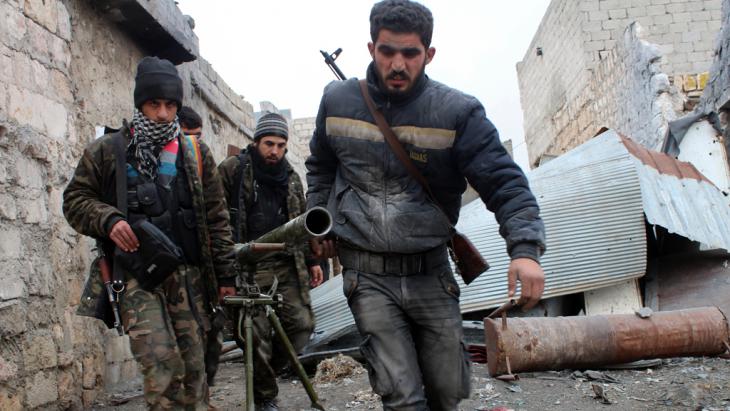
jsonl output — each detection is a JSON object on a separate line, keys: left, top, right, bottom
{"left": 518, "top": 0, "right": 722, "bottom": 165}
{"left": 0, "top": 0, "right": 257, "bottom": 408}
{"left": 699, "top": 0, "right": 730, "bottom": 113}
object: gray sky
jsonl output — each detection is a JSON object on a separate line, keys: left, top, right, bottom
{"left": 176, "top": 0, "right": 551, "bottom": 169}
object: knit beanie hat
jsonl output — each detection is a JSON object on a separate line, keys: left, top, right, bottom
{"left": 254, "top": 112, "right": 289, "bottom": 141}
{"left": 134, "top": 56, "right": 183, "bottom": 109}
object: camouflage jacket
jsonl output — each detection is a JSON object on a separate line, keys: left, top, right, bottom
{"left": 218, "top": 146, "right": 313, "bottom": 305}
{"left": 65, "top": 125, "right": 235, "bottom": 319}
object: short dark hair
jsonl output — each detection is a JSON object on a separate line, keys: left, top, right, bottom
{"left": 370, "top": 0, "right": 433, "bottom": 48}
{"left": 178, "top": 106, "right": 203, "bottom": 129}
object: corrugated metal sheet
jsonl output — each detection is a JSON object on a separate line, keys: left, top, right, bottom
{"left": 310, "top": 129, "right": 730, "bottom": 337}
{"left": 456, "top": 131, "right": 647, "bottom": 313}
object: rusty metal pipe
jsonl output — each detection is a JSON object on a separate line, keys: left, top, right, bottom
{"left": 484, "top": 307, "right": 730, "bottom": 376}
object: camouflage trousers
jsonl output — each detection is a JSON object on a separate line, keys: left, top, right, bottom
{"left": 121, "top": 266, "right": 209, "bottom": 410}
{"left": 233, "top": 262, "right": 315, "bottom": 402}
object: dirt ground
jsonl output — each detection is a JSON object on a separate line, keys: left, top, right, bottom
{"left": 94, "top": 355, "right": 730, "bottom": 410}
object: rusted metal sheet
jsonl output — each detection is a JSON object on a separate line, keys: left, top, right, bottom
{"left": 621, "top": 135, "right": 712, "bottom": 184}
{"left": 484, "top": 307, "right": 730, "bottom": 376}
{"left": 654, "top": 252, "right": 730, "bottom": 314}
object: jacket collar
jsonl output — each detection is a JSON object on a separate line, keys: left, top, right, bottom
{"left": 365, "top": 61, "right": 429, "bottom": 108}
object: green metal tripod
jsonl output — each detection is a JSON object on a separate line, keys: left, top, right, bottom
{"left": 224, "top": 277, "right": 325, "bottom": 411}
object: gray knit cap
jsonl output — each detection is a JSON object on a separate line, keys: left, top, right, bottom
{"left": 254, "top": 112, "right": 289, "bottom": 141}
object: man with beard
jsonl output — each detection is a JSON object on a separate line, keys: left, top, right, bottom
{"left": 64, "top": 56, "right": 236, "bottom": 409}
{"left": 306, "top": 1, "right": 546, "bottom": 409}
{"left": 218, "top": 112, "right": 323, "bottom": 411}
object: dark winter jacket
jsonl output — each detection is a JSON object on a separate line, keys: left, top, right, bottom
{"left": 306, "top": 63, "right": 545, "bottom": 260}
{"left": 64, "top": 125, "right": 236, "bottom": 312}
{"left": 218, "top": 146, "right": 314, "bottom": 304}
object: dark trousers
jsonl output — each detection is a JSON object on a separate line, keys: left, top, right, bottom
{"left": 342, "top": 250, "right": 470, "bottom": 411}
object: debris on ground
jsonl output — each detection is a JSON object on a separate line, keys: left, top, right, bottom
{"left": 344, "top": 389, "right": 380, "bottom": 409}
{"left": 572, "top": 370, "right": 621, "bottom": 383}
{"left": 313, "top": 354, "right": 365, "bottom": 384}
{"left": 591, "top": 383, "right": 612, "bottom": 404}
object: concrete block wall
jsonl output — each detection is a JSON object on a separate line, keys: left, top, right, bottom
{"left": 0, "top": 0, "right": 258, "bottom": 408}
{"left": 517, "top": 0, "right": 590, "bottom": 166}
{"left": 547, "top": 22, "right": 684, "bottom": 155}
{"left": 518, "top": 0, "right": 722, "bottom": 166}
{"left": 290, "top": 116, "right": 317, "bottom": 190}
{"left": 580, "top": 0, "right": 721, "bottom": 73}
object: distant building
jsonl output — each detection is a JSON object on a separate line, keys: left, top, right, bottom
{"left": 518, "top": 0, "right": 722, "bottom": 167}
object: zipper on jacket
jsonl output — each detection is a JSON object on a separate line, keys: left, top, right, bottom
{"left": 383, "top": 99, "right": 392, "bottom": 252}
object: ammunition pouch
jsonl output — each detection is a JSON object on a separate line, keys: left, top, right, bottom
{"left": 114, "top": 220, "right": 184, "bottom": 291}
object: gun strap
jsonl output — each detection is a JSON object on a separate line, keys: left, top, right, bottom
{"left": 357, "top": 80, "right": 442, "bottom": 212}
{"left": 112, "top": 129, "right": 129, "bottom": 286}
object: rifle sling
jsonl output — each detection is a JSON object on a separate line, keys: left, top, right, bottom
{"left": 113, "top": 131, "right": 128, "bottom": 286}
{"left": 357, "top": 79, "right": 443, "bottom": 214}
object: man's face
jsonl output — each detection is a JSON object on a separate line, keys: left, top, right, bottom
{"left": 140, "top": 99, "right": 178, "bottom": 123}
{"left": 182, "top": 125, "right": 202, "bottom": 140}
{"left": 255, "top": 136, "right": 287, "bottom": 165}
{"left": 368, "top": 29, "right": 435, "bottom": 96}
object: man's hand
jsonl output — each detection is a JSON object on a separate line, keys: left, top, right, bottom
{"left": 309, "top": 265, "right": 324, "bottom": 288}
{"left": 310, "top": 237, "right": 336, "bottom": 259}
{"left": 507, "top": 258, "right": 545, "bottom": 310}
{"left": 218, "top": 287, "right": 236, "bottom": 301}
{"left": 109, "top": 220, "right": 139, "bottom": 252}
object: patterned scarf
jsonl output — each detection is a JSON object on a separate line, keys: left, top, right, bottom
{"left": 128, "top": 109, "right": 181, "bottom": 181}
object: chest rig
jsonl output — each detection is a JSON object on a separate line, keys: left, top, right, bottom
{"left": 126, "top": 138, "right": 201, "bottom": 265}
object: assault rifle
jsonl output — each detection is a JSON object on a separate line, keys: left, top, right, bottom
{"left": 99, "top": 254, "right": 124, "bottom": 336}
{"left": 320, "top": 48, "right": 347, "bottom": 81}
{"left": 225, "top": 206, "right": 332, "bottom": 411}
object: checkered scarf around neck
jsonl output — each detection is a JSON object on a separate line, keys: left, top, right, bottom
{"left": 128, "top": 108, "right": 181, "bottom": 181}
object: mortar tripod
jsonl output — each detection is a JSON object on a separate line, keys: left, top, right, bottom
{"left": 223, "top": 267, "right": 325, "bottom": 411}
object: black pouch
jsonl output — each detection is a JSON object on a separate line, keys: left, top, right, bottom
{"left": 137, "top": 182, "right": 165, "bottom": 216}
{"left": 115, "top": 220, "right": 184, "bottom": 291}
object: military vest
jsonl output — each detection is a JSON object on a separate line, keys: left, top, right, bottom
{"left": 126, "top": 137, "right": 201, "bottom": 264}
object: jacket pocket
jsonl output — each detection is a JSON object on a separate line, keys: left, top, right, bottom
{"left": 359, "top": 335, "right": 394, "bottom": 397}
{"left": 334, "top": 185, "right": 352, "bottom": 225}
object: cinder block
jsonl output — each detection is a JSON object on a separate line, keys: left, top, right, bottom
{"left": 589, "top": 10, "right": 609, "bottom": 20}
{"left": 670, "top": 21, "right": 689, "bottom": 33}
{"left": 652, "top": 13, "right": 673, "bottom": 25}
{"left": 598, "top": 0, "right": 620, "bottom": 10}
{"left": 673, "top": 12, "right": 692, "bottom": 23}
{"left": 646, "top": 5, "right": 666, "bottom": 15}
{"left": 608, "top": 8, "right": 628, "bottom": 19}
{"left": 682, "top": 31, "right": 702, "bottom": 42}
{"left": 665, "top": 3, "right": 686, "bottom": 13}
{"left": 690, "top": 10, "right": 712, "bottom": 21}
{"left": 579, "top": 0, "right": 600, "bottom": 12}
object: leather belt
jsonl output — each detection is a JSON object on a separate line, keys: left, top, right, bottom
{"left": 338, "top": 245, "right": 446, "bottom": 276}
